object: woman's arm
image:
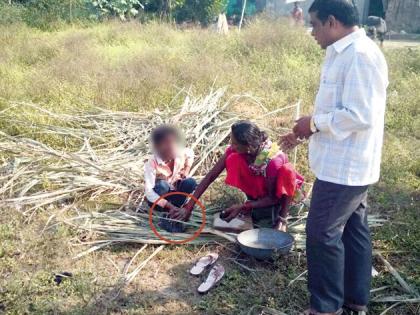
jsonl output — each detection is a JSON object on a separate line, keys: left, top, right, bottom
{"left": 183, "top": 154, "right": 226, "bottom": 213}
{"left": 244, "top": 196, "right": 279, "bottom": 209}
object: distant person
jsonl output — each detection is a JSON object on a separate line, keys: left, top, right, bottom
{"left": 144, "top": 125, "right": 196, "bottom": 220}
{"left": 291, "top": 2, "right": 305, "bottom": 26}
{"left": 217, "top": 13, "right": 229, "bottom": 35}
{"left": 282, "top": 0, "right": 388, "bottom": 314}
{"left": 367, "top": 16, "right": 387, "bottom": 47}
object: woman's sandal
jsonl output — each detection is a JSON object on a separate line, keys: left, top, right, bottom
{"left": 197, "top": 263, "right": 225, "bottom": 294}
{"left": 189, "top": 253, "right": 218, "bottom": 276}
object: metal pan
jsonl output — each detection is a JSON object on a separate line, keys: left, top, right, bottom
{"left": 237, "top": 228, "right": 294, "bottom": 260}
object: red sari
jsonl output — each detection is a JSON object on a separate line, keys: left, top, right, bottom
{"left": 224, "top": 147, "right": 303, "bottom": 200}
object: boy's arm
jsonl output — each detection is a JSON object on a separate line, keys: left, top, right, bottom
{"left": 181, "top": 148, "right": 195, "bottom": 177}
{"left": 144, "top": 161, "right": 168, "bottom": 208}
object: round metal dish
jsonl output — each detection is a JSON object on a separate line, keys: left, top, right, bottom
{"left": 237, "top": 228, "right": 294, "bottom": 260}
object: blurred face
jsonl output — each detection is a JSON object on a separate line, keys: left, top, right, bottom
{"left": 310, "top": 12, "right": 335, "bottom": 49}
{"left": 154, "top": 134, "right": 178, "bottom": 161}
{"left": 230, "top": 133, "right": 250, "bottom": 154}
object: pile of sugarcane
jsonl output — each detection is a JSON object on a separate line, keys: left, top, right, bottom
{"left": 0, "top": 89, "right": 272, "bottom": 214}
{"left": 64, "top": 206, "right": 233, "bottom": 252}
{"left": 63, "top": 204, "right": 388, "bottom": 251}
{"left": 0, "top": 88, "right": 296, "bottom": 216}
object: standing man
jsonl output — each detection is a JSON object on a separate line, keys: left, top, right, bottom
{"left": 281, "top": 1, "right": 388, "bottom": 314}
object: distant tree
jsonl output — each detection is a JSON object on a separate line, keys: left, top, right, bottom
{"left": 173, "top": 0, "right": 227, "bottom": 25}
{"left": 88, "top": 0, "right": 143, "bottom": 20}
{"left": 142, "top": 0, "right": 175, "bottom": 19}
{"left": 22, "top": 0, "right": 88, "bottom": 27}
{"left": 2, "top": 0, "right": 229, "bottom": 27}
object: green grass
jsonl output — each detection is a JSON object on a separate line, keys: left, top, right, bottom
{"left": 0, "top": 20, "right": 419, "bottom": 315}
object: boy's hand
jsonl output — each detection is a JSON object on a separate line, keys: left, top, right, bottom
{"left": 179, "top": 166, "right": 191, "bottom": 179}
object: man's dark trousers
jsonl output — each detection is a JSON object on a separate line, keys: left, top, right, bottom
{"left": 306, "top": 179, "right": 371, "bottom": 313}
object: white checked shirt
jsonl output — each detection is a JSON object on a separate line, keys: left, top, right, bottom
{"left": 309, "top": 29, "right": 389, "bottom": 186}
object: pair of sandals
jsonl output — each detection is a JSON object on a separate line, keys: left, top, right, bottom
{"left": 189, "top": 253, "right": 224, "bottom": 294}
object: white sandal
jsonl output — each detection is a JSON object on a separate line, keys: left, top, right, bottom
{"left": 189, "top": 253, "right": 218, "bottom": 276}
{"left": 197, "top": 263, "right": 225, "bottom": 294}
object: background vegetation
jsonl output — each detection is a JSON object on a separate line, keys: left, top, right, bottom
{"left": 0, "top": 18, "right": 419, "bottom": 315}
{"left": 0, "top": 0, "right": 229, "bottom": 28}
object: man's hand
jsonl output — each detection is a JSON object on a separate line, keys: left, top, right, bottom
{"left": 223, "top": 204, "right": 243, "bottom": 222}
{"left": 280, "top": 132, "right": 302, "bottom": 151}
{"left": 293, "top": 116, "right": 313, "bottom": 139}
{"left": 168, "top": 204, "right": 189, "bottom": 221}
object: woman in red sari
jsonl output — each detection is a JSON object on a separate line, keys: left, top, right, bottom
{"left": 174, "top": 120, "right": 303, "bottom": 232}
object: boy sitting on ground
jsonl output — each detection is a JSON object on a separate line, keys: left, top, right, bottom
{"left": 144, "top": 125, "right": 196, "bottom": 227}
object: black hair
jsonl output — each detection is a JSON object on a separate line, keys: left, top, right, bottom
{"left": 151, "top": 124, "right": 180, "bottom": 146}
{"left": 309, "top": 0, "right": 359, "bottom": 27}
{"left": 231, "top": 120, "right": 268, "bottom": 153}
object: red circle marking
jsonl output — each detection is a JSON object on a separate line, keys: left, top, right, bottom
{"left": 148, "top": 192, "right": 206, "bottom": 244}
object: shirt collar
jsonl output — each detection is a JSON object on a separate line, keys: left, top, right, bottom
{"left": 330, "top": 28, "right": 366, "bottom": 54}
{"left": 154, "top": 154, "right": 164, "bottom": 165}
{"left": 154, "top": 149, "right": 181, "bottom": 165}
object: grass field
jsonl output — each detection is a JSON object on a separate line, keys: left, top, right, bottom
{"left": 0, "top": 20, "right": 419, "bottom": 315}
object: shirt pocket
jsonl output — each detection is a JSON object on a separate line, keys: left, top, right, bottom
{"left": 315, "top": 81, "right": 339, "bottom": 113}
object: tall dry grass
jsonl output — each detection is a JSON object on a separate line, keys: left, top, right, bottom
{"left": 0, "top": 20, "right": 321, "bottom": 113}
